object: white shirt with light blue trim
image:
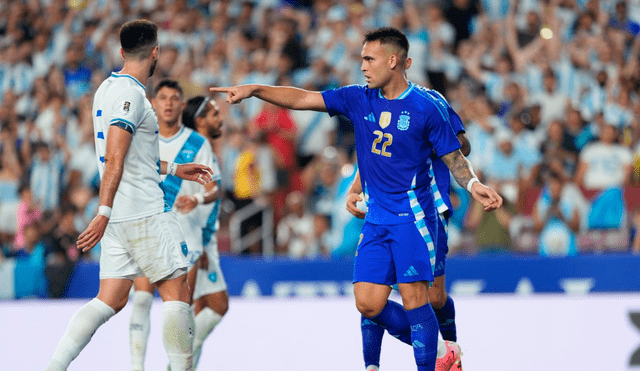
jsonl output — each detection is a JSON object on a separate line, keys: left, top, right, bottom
{"left": 159, "top": 126, "right": 221, "bottom": 247}
{"left": 92, "top": 72, "right": 164, "bottom": 222}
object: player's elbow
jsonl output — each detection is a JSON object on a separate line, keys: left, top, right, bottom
{"left": 457, "top": 134, "right": 471, "bottom": 156}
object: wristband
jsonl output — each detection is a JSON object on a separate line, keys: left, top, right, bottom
{"left": 466, "top": 178, "right": 480, "bottom": 193}
{"left": 167, "top": 162, "right": 177, "bottom": 176}
{"left": 98, "top": 205, "right": 112, "bottom": 219}
{"left": 194, "top": 193, "right": 205, "bottom": 205}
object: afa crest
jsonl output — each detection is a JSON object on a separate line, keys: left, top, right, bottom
{"left": 398, "top": 111, "right": 410, "bottom": 131}
{"left": 379, "top": 111, "right": 392, "bottom": 129}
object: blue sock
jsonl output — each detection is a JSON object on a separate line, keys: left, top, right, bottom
{"left": 371, "top": 300, "right": 412, "bottom": 345}
{"left": 406, "top": 304, "right": 438, "bottom": 371}
{"left": 361, "top": 316, "right": 385, "bottom": 368}
{"left": 433, "top": 296, "right": 457, "bottom": 342}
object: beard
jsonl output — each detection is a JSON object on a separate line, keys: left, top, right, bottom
{"left": 208, "top": 127, "right": 222, "bottom": 139}
{"left": 148, "top": 57, "right": 158, "bottom": 77}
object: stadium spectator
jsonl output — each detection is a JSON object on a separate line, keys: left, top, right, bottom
{"left": 575, "top": 119, "right": 633, "bottom": 190}
{"left": 13, "top": 221, "right": 47, "bottom": 299}
{"left": 276, "top": 190, "right": 326, "bottom": 259}
{"left": 13, "top": 182, "right": 41, "bottom": 253}
{"left": 532, "top": 172, "right": 581, "bottom": 257}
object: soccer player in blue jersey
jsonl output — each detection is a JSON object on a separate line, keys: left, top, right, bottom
{"left": 210, "top": 27, "right": 502, "bottom": 371}
{"left": 347, "top": 106, "right": 470, "bottom": 370}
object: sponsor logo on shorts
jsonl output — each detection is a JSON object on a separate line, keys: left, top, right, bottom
{"left": 208, "top": 272, "right": 217, "bottom": 282}
{"left": 180, "top": 242, "right": 188, "bottom": 256}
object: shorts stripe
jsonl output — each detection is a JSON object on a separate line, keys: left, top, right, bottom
{"left": 438, "top": 212, "right": 448, "bottom": 235}
{"left": 408, "top": 190, "right": 426, "bottom": 220}
{"left": 429, "top": 164, "right": 448, "bottom": 214}
{"left": 408, "top": 190, "right": 436, "bottom": 275}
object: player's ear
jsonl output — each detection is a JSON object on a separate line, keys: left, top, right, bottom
{"left": 388, "top": 54, "right": 397, "bottom": 69}
{"left": 405, "top": 57, "right": 412, "bottom": 70}
{"left": 151, "top": 46, "right": 159, "bottom": 60}
{"left": 120, "top": 48, "right": 125, "bottom": 60}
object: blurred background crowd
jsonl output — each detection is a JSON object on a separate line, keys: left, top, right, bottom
{"left": 1, "top": 0, "right": 640, "bottom": 298}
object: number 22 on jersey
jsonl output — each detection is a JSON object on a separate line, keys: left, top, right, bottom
{"left": 371, "top": 130, "right": 393, "bottom": 157}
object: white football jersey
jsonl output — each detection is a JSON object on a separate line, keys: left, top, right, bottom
{"left": 92, "top": 72, "right": 165, "bottom": 222}
{"left": 159, "top": 126, "right": 222, "bottom": 249}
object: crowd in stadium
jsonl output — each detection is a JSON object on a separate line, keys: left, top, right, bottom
{"left": 1, "top": 0, "right": 640, "bottom": 297}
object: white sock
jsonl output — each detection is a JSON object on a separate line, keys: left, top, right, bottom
{"left": 162, "top": 301, "right": 194, "bottom": 371}
{"left": 436, "top": 332, "right": 447, "bottom": 359}
{"left": 366, "top": 366, "right": 380, "bottom": 371}
{"left": 130, "top": 291, "right": 154, "bottom": 370}
{"left": 45, "top": 299, "right": 116, "bottom": 370}
{"left": 192, "top": 307, "right": 223, "bottom": 368}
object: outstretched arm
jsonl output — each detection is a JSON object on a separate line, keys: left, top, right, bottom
{"left": 210, "top": 84, "right": 328, "bottom": 112}
{"left": 441, "top": 149, "right": 502, "bottom": 211}
{"left": 160, "top": 161, "right": 213, "bottom": 184}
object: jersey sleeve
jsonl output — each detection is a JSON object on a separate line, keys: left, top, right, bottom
{"left": 321, "top": 85, "right": 365, "bottom": 118}
{"left": 424, "top": 101, "right": 461, "bottom": 158}
{"left": 108, "top": 86, "right": 146, "bottom": 134}
{"left": 448, "top": 108, "right": 465, "bottom": 135}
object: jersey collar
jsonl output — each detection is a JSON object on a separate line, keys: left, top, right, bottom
{"left": 377, "top": 82, "right": 414, "bottom": 100}
{"left": 159, "top": 125, "right": 185, "bottom": 143}
{"left": 111, "top": 72, "right": 146, "bottom": 90}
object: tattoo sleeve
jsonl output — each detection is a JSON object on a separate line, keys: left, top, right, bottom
{"left": 441, "top": 149, "right": 478, "bottom": 190}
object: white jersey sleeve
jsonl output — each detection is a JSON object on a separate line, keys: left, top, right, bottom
{"left": 108, "top": 85, "right": 147, "bottom": 134}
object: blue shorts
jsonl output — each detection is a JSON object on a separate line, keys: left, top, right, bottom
{"left": 434, "top": 213, "right": 449, "bottom": 278}
{"left": 353, "top": 219, "right": 437, "bottom": 285}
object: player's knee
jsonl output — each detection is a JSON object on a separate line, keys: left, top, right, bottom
{"left": 215, "top": 298, "right": 229, "bottom": 316}
{"left": 355, "top": 300, "right": 384, "bottom": 318}
{"left": 110, "top": 298, "right": 129, "bottom": 313}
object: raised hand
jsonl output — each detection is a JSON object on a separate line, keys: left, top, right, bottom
{"left": 470, "top": 182, "right": 503, "bottom": 212}
{"left": 209, "top": 85, "right": 254, "bottom": 104}
{"left": 176, "top": 163, "right": 213, "bottom": 184}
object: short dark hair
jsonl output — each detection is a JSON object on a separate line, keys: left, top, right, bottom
{"left": 119, "top": 19, "right": 158, "bottom": 59}
{"left": 182, "top": 96, "right": 210, "bottom": 130}
{"left": 364, "top": 27, "right": 409, "bottom": 59}
{"left": 153, "top": 79, "right": 183, "bottom": 98}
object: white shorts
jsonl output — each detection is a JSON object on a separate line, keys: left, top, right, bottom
{"left": 193, "top": 238, "right": 227, "bottom": 300}
{"left": 181, "top": 217, "right": 204, "bottom": 266}
{"left": 99, "top": 212, "right": 190, "bottom": 283}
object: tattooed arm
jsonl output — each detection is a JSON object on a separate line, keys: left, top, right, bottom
{"left": 441, "top": 149, "right": 503, "bottom": 211}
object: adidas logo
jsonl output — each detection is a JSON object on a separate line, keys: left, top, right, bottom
{"left": 364, "top": 113, "right": 375, "bottom": 122}
{"left": 361, "top": 319, "right": 376, "bottom": 326}
{"left": 436, "top": 261, "right": 445, "bottom": 271}
{"left": 404, "top": 266, "right": 419, "bottom": 277}
{"left": 440, "top": 319, "right": 454, "bottom": 326}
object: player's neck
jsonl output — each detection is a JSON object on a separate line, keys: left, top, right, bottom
{"left": 118, "top": 62, "right": 150, "bottom": 86}
{"left": 159, "top": 121, "right": 181, "bottom": 138}
{"left": 379, "top": 76, "right": 410, "bottom": 100}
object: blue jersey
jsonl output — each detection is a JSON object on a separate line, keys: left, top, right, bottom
{"left": 322, "top": 83, "right": 461, "bottom": 225}
{"left": 430, "top": 99, "right": 466, "bottom": 217}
